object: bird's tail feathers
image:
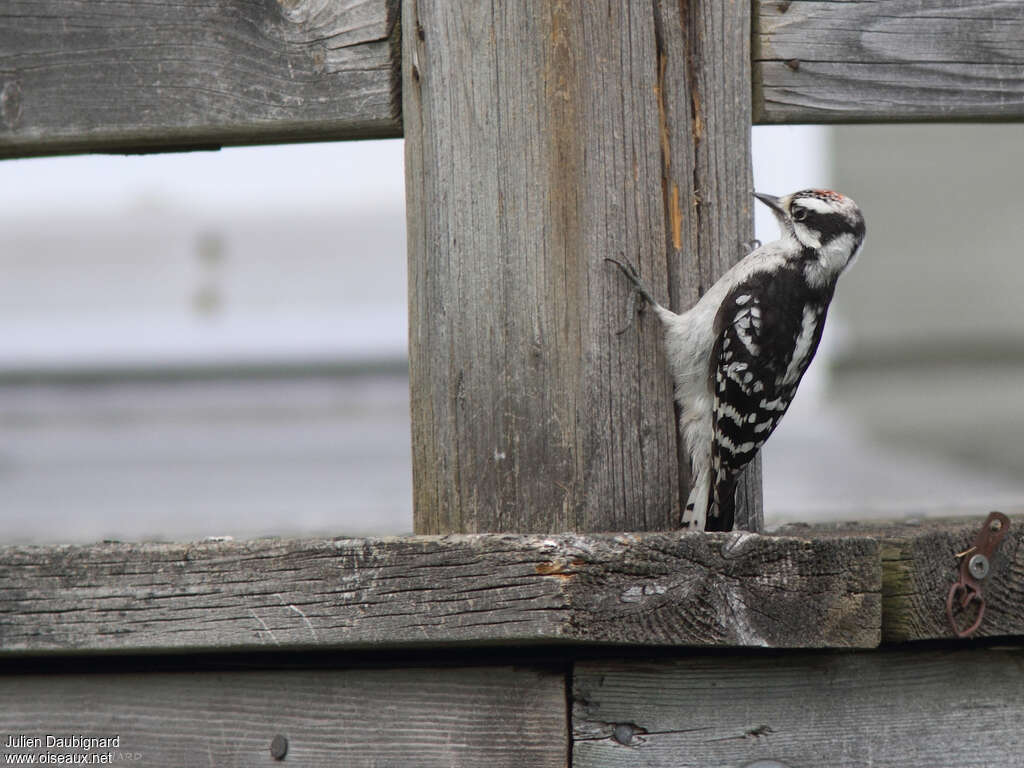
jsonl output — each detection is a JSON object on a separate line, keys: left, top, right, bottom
{"left": 682, "top": 466, "right": 710, "bottom": 531}
{"left": 705, "top": 478, "right": 736, "bottom": 532}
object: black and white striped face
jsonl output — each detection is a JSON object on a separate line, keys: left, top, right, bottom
{"left": 785, "top": 189, "right": 865, "bottom": 251}
{"left": 756, "top": 189, "right": 867, "bottom": 285}
{"left": 758, "top": 189, "right": 865, "bottom": 250}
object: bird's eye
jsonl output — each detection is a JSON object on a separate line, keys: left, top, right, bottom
{"left": 791, "top": 207, "right": 807, "bottom": 223}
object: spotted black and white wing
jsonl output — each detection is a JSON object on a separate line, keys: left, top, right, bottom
{"left": 705, "top": 266, "right": 833, "bottom": 530}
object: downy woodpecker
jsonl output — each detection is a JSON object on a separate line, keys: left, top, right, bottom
{"left": 608, "top": 189, "right": 866, "bottom": 531}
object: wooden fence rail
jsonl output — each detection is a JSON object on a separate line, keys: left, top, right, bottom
{"left": 574, "top": 647, "right": 1024, "bottom": 768}
{"left": 1, "top": 665, "right": 569, "bottom": 768}
{"left": 5, "top": 0, "right": 1024, "bottom": 161}
{"left": 2, "top": 519, "right": 1020, "bottom": 656}
{"left": 0, "top": 532, "right": 881, "bottom": 654}
{"left": 0, "top": 0, "right": 401, "bottom": 159}
{"left": 754, "top": 0, "right": 1024, "bottom": 123}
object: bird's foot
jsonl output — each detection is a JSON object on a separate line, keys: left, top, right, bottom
{"left": 605, "top": 256, "right": 657, "bottom": 334}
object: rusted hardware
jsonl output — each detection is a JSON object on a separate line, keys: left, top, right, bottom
{"left": 946, "top": 512, "right": 1010, "bottom": 638}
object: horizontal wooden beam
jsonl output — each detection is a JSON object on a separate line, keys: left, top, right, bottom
{"left": 784, "top": 515, "right": 1024, "bottom": 643}
{"left": 754, "top": 0, "right": 1024, "bottom": 123}
{"left": 0, "top": 532, "right": 880, "bottom": 654}
{"left": 7, "top": 0, "right": 1024, "bottom": 159}
{"left": 1, "top": 665, "right": 566, "bottom": 767}
{"left": 574, "top": 646, "right": 1024, "bottom": 767}
{"left": 0, "top": 0, "right": 400, "bottom": 159}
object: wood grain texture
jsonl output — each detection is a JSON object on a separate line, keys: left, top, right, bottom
{"left": 784, "top": 515, "right": 1024, "bottom": 642}
{"left": 0, "top": 665, "right": 566, "bottom": 767}
{"left": 0, "top": 532, "right": 879, "bottom": 654}
{"left": 573, "top": 646, "right": 1024, "bottom": 768}
{"left": 0, "top": 0, "right": 400, "bottom": 158}
{"left": 404, "top": 0, "right": 760, "bottom": 534}
{"left": 754, "top": 0, "right": 1024, "bottom": 123}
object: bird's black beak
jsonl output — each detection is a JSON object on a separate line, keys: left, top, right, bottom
{"left": 753, "top": 192, "right": 786, "bottom": 216}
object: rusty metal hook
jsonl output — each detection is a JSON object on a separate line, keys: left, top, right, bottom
{"left": 946, "top": 511, "right": 1009, "bottom": 638}
{"left": 946, "top": 581, "right": 985, "bottom": 638}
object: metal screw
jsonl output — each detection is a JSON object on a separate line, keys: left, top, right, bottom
{"left": 968, "top": 553, "right": 990, "bottom": 580}
{"left": 270, "top": 734, "right": 288, "bottom": 761}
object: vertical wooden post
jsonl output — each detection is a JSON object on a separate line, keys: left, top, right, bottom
{"left": 404, "top": 1, "right": 761, "bottom": 534}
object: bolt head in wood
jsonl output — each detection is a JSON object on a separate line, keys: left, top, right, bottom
{"left": 270, "top": 734, "right": 288, "bottom": 760}
{"left": 968, "top": 553, "right": 990, "bottom": 580}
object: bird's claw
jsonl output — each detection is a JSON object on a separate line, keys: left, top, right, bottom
{"left": 741, "top": 238, "right": 761, "bottom": 255}
{"left": 605, "top": 257, "right": 648, "bottom": 334}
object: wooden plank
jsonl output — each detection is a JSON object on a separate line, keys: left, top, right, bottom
{"left": 404, "top": 0, "right": 761, "bottom": 534}
{"left": 0, "top": 0, "right": 400, "bottom": 158}
{"left": 0, "top": 532, "right": 880, "bottom": 654}
{"left": 754, "top": 0, "right": 1024, "bottom": 123}
{"left": 785, "top": 515, "right": 1024, "bottom": 643}
{"left": 0, "top": 665, "right": 566, "bottom": 767}
{"left": 573, "top": 646, "right": 1024, "bottom": 768}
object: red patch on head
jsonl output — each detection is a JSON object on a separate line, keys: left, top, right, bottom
{"left": 814, "top": 189, "right": 845, "bottom": 201}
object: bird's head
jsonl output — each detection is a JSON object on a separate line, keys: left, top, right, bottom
{"left": 755, "top": 189, "right": 866, "bottom": 281}
{"left": 756, "top": 189, "right": 865, "bottom": 250}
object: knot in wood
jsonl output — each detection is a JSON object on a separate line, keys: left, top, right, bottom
{"left": 611, "top": 722, "right": 647, "bottom": 746}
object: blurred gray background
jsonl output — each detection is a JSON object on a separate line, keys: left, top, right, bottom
{"left": 3, "top": 127, "right": 1022, "bottom": 543}
{"left": 764, "top": 124, "right": 1024, "bottom": 525}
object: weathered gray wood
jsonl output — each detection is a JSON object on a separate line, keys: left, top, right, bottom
{"left": 785, "top": 515, "right": 1024, "bottom": 642}
{"left": 0, "top": 0, "right": 400, "bottom": 158}
{"left": 754, "top": 0, "right": 1024, "bottom": 123}
{"left": 404, "top": 0, "right": 760, "bottom": 534}
{"left": 0, "top": 665, "right": 566, "bottom": 767}
{"left": 671, "top": 0, "right": 763, "bottom": 533}
{"left": 0, "top": 532, "right": 879, "bottom": 654}
{"left": 574, "top": 646, "right": 1024, "bottom": 768}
